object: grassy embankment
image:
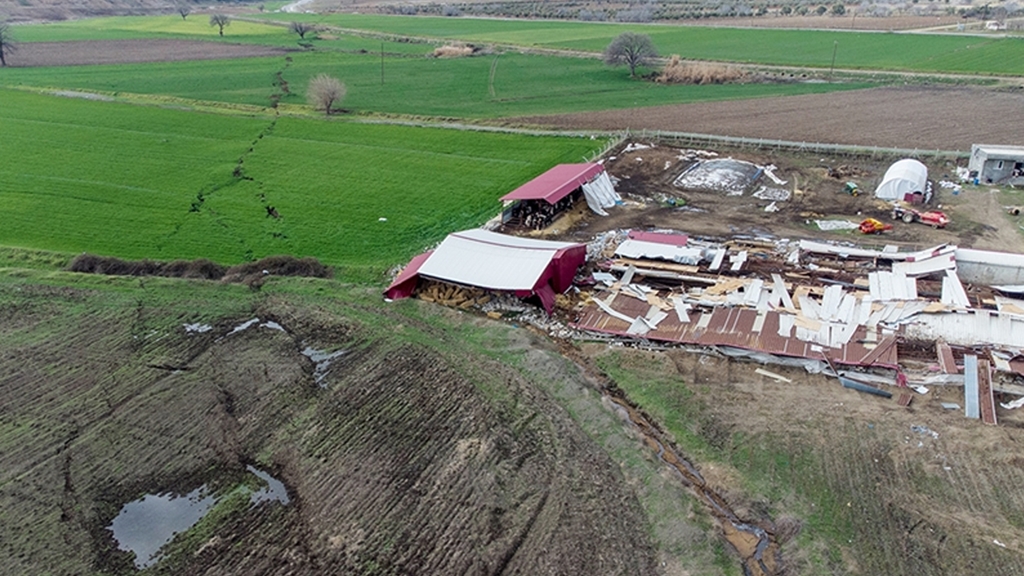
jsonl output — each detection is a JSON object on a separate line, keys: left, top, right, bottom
{"left": 0, "top": 88, "right": 601, "bottom": 280}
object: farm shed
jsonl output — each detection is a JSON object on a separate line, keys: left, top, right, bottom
{"left": 874, "top": 159, "right": 928, "bottom": 201}
{"left": 501, "top": 163, "right": 620, "bottom": 228}
{"left": 384, "top": 229, "right": 586, "bottom": 313}
{"left": 968, "top": 144, "right": 1024, "bottom": 184}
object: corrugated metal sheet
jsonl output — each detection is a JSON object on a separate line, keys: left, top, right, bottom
{"left": 904, "top": 310, "right": 1024, "bottom": 348}
{"left": 956, "top": 247, "right": 1024, "bottom": 285}
{"left": 500, "top": 163, "right": 604, "bottom": 204}
{"left": 573, "top": 298, "right": 899, "bottom": 368}
{"left": 614, "top": 239, "right": 703, "bottom": 263}
{"left": 964, "top": 355, "right": 980, "bottom": 419}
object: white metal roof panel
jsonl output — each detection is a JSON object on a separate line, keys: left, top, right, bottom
{"left": 452, "top": 228, "right": 579, "bottom": 251}
{"left": 614, "top": 239, "right": 704, "bottom": 263}
{"left": 419, "top": 232, "right": 563, "bottom": 291}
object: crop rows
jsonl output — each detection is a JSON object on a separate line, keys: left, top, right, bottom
{"left": 0, "top": 89, "right": 600, "bottom": 277}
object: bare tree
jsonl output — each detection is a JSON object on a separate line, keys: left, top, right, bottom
{"left": 177, "top": 4, "right": 191, "bottom": 20}
{"left": 209, "top": 14, "right": 230, "bottom": 36}
{"left": 307, "top": 74, "right": 345, "bottom": 115}
{"left": 289, "top": 21, "right": 316, "bottom": 39}
{"left": 603, "top": 32, "right": 658, "bottom": 78}
{"left": 0, "top": 22, "right": 15, "bottom": 67}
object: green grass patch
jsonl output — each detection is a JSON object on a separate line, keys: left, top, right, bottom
{"left": 0, "top": 48, "right": 870, "bottom": 116}
{"left": 0, "top": 89, "right": 601, "bottom": 281}
{"left": 261, "top": 13, "right": 1024, "bottom": 76}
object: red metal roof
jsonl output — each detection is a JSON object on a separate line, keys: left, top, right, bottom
{"left": 572, "top": 296, "right": 899, "bottom": 369}
{"left": 500, "top": 163, "right": 605, "bottom": 205}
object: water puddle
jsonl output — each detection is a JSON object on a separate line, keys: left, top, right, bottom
{"left": 107, "top": 466, "right": 289, "bottom": 569}
{"left": 247, "top": 465, "right": 290, "bottom": 505}
{"left": 223, "top": 318, "right": 287, "bottom": 338}
{"left": 107, "top": 487, "right": 216, "bottom": 569}
{"left": 301, "top": 346, "right": 346, "bottom": 387}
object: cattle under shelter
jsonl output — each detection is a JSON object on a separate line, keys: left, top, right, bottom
{"left": 384, "top": 229, "right": 586, "bottom": 313}
{"left": 500, "top": 163, "right": 620, "bottom": 229}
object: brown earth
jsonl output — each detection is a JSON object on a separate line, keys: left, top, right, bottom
{"left": 541, "top": 139, "right": 1024, "bottom": 254}
{"left": 510, "top": 85, "right": 1024, "bottom": 152}
{"left": 0, "top": 283, "right": 656, "bottom": 575}
{"left": 670, "top": 14, "right": 967, "bottom": 30}
{"left": 4, "top": 40, "right": 289, "bottom": 67}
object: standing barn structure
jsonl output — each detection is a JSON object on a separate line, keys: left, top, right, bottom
{"left": 384, "top": 229, "right": 586, "bottom": 313}
{"left": 500, "top": 163, "right": 619, "bottom": 229}
{"left": 969, "top": 145, "right": 1024, "bottom": 184}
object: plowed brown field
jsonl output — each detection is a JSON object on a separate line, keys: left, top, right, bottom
{"left": 511, "top": 85, "right": 1024, "bottom": 151}
{"left": 7, "top": 40, "right": 289, "bottom": 67}
{"left": 0, "top": 280, "right": 656, "bottom": 575}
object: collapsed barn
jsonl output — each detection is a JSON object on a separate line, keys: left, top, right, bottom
{"left": 386, "top": 140, "right": 1024, "bottom": 424}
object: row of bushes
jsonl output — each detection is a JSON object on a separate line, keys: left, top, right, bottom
{"left": 67, "top": 254, "right": 332, "bottom": 285}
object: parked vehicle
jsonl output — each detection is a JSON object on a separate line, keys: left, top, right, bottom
{"left": 891, "top": 203, "right": 950, "bottom": 228}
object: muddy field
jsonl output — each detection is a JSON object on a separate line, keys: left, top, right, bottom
{"left": 587, "top": 348, "right": 1024, "bottom": 576}
{"left": 546, "top": 139, "right": 1024, "bottom": 255}
{"left": 5, "top": 40, "right": 289, "bottom": 67}
{"left": 0, "top": 280, "right": 656, "bottom": 575}
{"left": 512, "top": 85, "right": 1024, "bottom": 152}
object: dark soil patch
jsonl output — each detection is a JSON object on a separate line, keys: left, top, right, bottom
{"left": 7, "top": 39, "right": 289, "bottom": 67}
{"left": 509, "top": 85, "right": 1024, "bottom": 152}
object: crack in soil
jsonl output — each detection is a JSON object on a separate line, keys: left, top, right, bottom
{"left": 559, "top": 343, "right": 782, "bottom": 575}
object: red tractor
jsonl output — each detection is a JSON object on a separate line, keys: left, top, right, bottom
{"left": 892, "top": 204, "right": 950, "bottom": 228}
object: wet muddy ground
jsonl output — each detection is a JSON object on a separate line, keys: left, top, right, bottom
{"left": 0, "top": 279, "right": 655, "bottom": 575}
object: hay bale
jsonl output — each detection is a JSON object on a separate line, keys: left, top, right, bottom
{"left": 657, "top": 55, "right": 746, "bottom": 85}
{"left": 432, "top": 44, "right": 474, "bottom": 58}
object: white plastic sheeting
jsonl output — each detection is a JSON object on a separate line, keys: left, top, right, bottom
{"left": 875, "top": 159, "right": 928, "bottom": 201}
{"left": 581, "top": 171, "right": 621, "bottom": 216}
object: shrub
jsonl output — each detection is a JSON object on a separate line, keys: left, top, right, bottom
{"left": 432, "top": 44, "right": 474, "bottom": 58}
{"left": 657, "top": 55, "right": 746, "bottom": 84}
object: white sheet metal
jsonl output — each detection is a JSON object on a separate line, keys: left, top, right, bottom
{"left": 964, "top": 354, "right": 980, "bottom": 419}
{"left": 956, "top": 248, "right": 1024, "bottom": 285}
{"left": 837, "top": 294, "right": 857, "bottom": 324}
{"left": 673, "top": 299, "right": 691, "bottom": 323}
{"left": 777, "top": 314, "right": 795, "bottom": 337}
{"left": 581, "top": 171, "right": 621, "bottom": 216}
{"left": 800, "top": 239, "right": 912, "bottom": 260}
{"left": 752, "top": 312, "right": 767, "bottom": 333}
{"left": 893, "top": 249, "right": 957, "bottom": 277}
{"left": 798, "top": 295, "right": 821, "bottom": 320}
{"left": 614, "top": 239, "right": 704, "bottom": 264}
{"left": 941, "top": 269, "right": 971, "bottom": 308}
{"left": 730, "top": 250, "right": 748, "bottom": 271}
{"left": 420, "top": 231, "right": 569, "bottom": 291}
{"left": 745, "top": 279, "right": 764, "bottom": 307}
{"left": 594, "top": 297, "right": 635, "bottom": 324}
{"left": 771, "top": 274, "right": 794, "bottom": 310}
{"left": 903, "top": 310, "right": 1024, "bottom": 348}
{"left": 822, "top": 285, "right": 843, "bottom": 320}
{"left": 869, "top": 272, "right": 881, "bottom": 300}
{"left": 709, "top": 249, "right": 726, "bottom": 271}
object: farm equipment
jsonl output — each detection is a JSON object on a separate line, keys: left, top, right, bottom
{"left": 843, "top": 181, "right": 860, "bottom": 196}
{"left": 859, "top": 218, "right": 893, "bottom": 234}
{"left": 892, "top": 204, "right": 950, "bottom": 228}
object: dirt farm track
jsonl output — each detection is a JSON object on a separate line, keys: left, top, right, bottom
{"left": 514, "top": 85, "right": 1024, "bottom": 151}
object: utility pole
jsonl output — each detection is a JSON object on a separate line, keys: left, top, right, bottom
{"left": 829, "top": 40, "right": 838, "bottom": 83}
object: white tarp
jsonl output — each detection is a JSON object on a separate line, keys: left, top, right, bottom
{"left": 875, "top": 159, "right": 927, "bottom": 201}
{"left": 581, "top": 171, "right": 621, "bottom": 216}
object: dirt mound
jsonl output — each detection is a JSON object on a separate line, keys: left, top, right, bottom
{"left": 0, "top": 280, "right": 655, "bottom": 575}
{"left": 68, "top": 253, "right": 332, "bottom": 285}
{"left": 7, "top": 40, "right": 289, "bottom": 68}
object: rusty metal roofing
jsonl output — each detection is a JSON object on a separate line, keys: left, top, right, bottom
{"left": 573, "top": 295, "right": 899, "bottom": 369}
